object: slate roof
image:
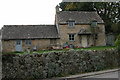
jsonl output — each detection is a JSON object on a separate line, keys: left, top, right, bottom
{"left": 2, "top": 25, "right": 59, "bottom": 40}
{"left": 56, "top": 11, "right": 104, "bottom": 24}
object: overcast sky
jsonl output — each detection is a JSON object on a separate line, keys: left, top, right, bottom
{"left": 0, "top": 0, "right": 62, "bottom": 29}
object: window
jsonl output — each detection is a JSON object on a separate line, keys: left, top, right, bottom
{"left": 91, "top": 21, "right": 97, "bottom": 27}
{"left": 16, "top": 40, "right": 21, "bottom": 45}
{"left": 25, "top": 40, "right": 32, "bottom": 45}
{"left": 95, "top": 34, "right": 98, "bottom": 39}
{"left": 69, "top": 34, "right": 75, "bottom": 41}
{"left": 68, "top": 21, "right": 75, "bottom": 27}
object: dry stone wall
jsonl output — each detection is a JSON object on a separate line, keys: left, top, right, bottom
{"left": 2, "top": 49, "right": 119, "bottom": 79}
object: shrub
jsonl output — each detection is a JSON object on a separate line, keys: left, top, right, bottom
{"left": 115, "top": 34, "right": 120, "bottom": 51}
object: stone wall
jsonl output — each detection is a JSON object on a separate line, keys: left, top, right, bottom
{"left": 2, "top": 39, "right": 53, "bottom": 52}
{"left": 2, "top": 40, "right": 15, "bottom": 52}
{"left": 2, "top": 49, "right": 119, "bottom": 79}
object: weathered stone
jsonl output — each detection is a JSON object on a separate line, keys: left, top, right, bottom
{"left": 2, "top": 49, "right": 118, "bottom": 79}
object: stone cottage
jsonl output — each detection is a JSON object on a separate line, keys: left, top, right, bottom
{"left": 1, "top": 6, "right": 106, "bottom": 52}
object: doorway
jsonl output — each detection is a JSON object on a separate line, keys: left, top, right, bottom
{"left": 15, "top": 40, "right": 22, "bottom": 52}
{"left": 81, "top": 35, "right": 88, "bottom": 47}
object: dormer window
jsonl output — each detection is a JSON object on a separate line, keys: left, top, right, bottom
{"left": 91, "top": 21, "right": 98, "bottom": 27}
{"left": 68, "top": 21, "right": 75, "bottom": 27}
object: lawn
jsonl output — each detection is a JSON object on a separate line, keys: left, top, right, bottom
{"left": 7, "top": 46, "right": 116, "bottom": 54}
{"left": 75, "top": 46, "right": 116, "bottom": 50}
{"left": 31, "top": 46, "right": 116, "bottom": 54}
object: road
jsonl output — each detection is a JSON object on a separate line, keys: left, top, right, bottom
{"left": 84, "top": 71, "right": 120, "bottom": 78}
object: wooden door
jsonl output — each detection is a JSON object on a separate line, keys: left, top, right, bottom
{"left": 81, "top": 35, "right": 88, "bottom": 47}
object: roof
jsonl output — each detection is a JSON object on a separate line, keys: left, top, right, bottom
{"left": 56, "top": 11, "right": 104, "bottom": 24}
{"left": 2, "top": 25, "right": 59, "bottom": 40}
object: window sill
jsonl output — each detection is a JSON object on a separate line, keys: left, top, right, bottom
{"left": 69, "top": 40, "right": 75, "bottom": 42}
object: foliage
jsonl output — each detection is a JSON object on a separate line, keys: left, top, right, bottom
{"left": 59, "top": 2, "right": 120, "bottom": 34}
{"left": 94, "top": 2, "right": 120, "bottom": 33}
{"left": 111, "top": 22, "right": 120, "bottom": 34}
{"left": 59, "top": 2, "right": 95, "bottom": 11}
{"left": 115, "top": 34, "right": 120, "bottom": 51}
{"left": 111, "top": 23, "right": 118, "bottom": 33}
{"left": 115, "top": 34, "right": 120, "bottom": 46}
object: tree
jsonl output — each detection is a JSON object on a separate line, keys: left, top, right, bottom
{"left": 111, "top": 23, "right": 118, "bottom": 33}
{"left": 111, "top": 22, "right": 120, "bottom": 34}
{"left": 59, "top": 2, "right": 95, "bottom": 11}
{"left": 94, "top": 2, "right": 120, "bottom": 33}
{"left": 117, "top": 22, "right": 120, "bottom": 33}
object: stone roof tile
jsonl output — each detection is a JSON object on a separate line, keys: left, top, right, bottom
{"left": 56, "top": 11, "right": 104, "bottom": 24}
{"left": 2, "top": 25, "right": 59, "bottom": 40}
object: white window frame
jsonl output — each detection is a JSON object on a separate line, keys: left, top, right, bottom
{"left": 69, "top": 34, "right": 75, "bottom": 41}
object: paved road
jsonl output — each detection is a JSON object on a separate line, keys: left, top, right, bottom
{"left": 84, "top": 71, "right": 120, "bottom": 78}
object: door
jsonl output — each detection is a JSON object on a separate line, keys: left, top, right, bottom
{"left": 15, "top": 40, "right": 22, "bottom": 52}
{"left": 81, "top": 35, "right": 88, "bottom": 47}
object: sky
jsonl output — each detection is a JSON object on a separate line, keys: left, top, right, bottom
{"left": 0, "top": 0, "right": 62, "bottom": 29}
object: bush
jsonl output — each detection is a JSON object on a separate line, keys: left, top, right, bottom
{"left": 115, "top": 34, "right": 120, "bottom": 51}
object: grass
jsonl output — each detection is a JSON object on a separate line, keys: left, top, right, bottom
{"left": 3, "top": 46, "right": 116, "bottom": 54}
{"left": 75, "top": 46, "right": 116, "bottom": 50}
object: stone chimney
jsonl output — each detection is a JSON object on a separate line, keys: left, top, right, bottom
{"left": 56, "top": 5, "right": 60, "bottom": 13}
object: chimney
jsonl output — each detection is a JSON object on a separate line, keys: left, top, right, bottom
{"left": 56, "top": 5, "right": 60, "bottom": 13}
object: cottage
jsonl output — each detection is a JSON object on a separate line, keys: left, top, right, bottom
{"left": 2, "top": 25, "right": 60, "bottom": 52}
{"left": 1, "top": 6, "right": 106, "bottom": 52}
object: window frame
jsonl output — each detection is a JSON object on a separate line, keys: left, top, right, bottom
{"left": 91, "top": 21, "right": 98, "bottom": 27}
{"left": 69, "top": 34, "right": 75, "bottom": 41}
{"left": 68, "top": 21, "right": 75, "bottom": 27}
{"left": 16, "top": 40, "right": 21, "bottom": 45}
{"left": 25, "top": 40, "right": 32, "bottom": 45}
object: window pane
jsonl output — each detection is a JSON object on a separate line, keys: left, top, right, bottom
{"left": 69, "top": 37, "right": 71, "bottom": 40}
{"left": 29, "top": 41, "right": 31, "bottom": 45}
{"left": 72, "top": 37, "right": 74, "bottom": 40}
{"left": 16, "top": 40, "right": 21, "bottom": 45}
